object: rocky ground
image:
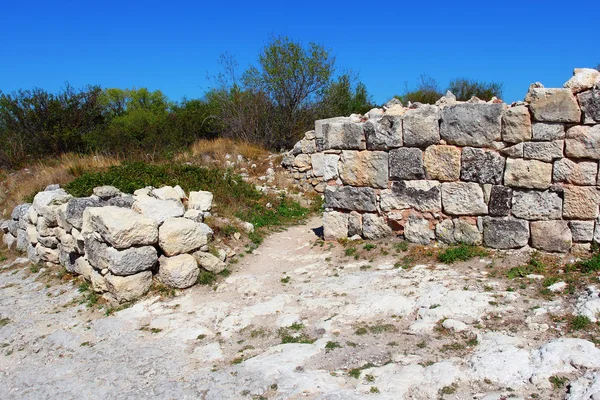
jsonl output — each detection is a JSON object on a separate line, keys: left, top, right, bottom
{"left": 1, "top": 216, "right": 600, "bottom": 400}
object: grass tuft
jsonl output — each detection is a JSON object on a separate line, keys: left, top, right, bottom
{"left": 438, "top": 243, "right": 488, "bottom": 264}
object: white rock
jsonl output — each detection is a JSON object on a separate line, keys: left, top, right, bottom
{"left": 188, "top": 191, "right": 214, "bottom": 212}
{"left": 575, "top": 287, "right": 600, "bottom": 322}
{"left": 132, "top": 196, "right": 185, "bottom": 225}
{"left": 441, "top": 318, "right": 468, "bottom": 332}
{"left": 84, "top": 206, "right": 159, "bottom": 249}
{"left": 157, "top": 254, "right": 199, "bottom": 289}
{"left": 564, "top": 68, "right": 600, "bottom": 93}
{"left": 32, "top": 189, "right": 72, "bottom": 224}
{"left": 152, "top": 186, "right": 183, "bottom": 201}
{"left": 193, "top": 251, "right": 227, "bottom": 273}
{"left": 158, "top": 217, "right": 213, "bottom": 256}
{"left": 105, "top": 271, "right": 153, "bottom": 303}
{"left": 548, "top": 281, "right": 567, "bottom": 292}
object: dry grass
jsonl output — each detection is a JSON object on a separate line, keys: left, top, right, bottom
{"left": 0, "top": 153, "right": 121, "bottom": 217}
{"left": 176, "top": 138, "right": 269, "bottom": 163}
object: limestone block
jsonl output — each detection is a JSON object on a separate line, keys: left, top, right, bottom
{"left": 105, "top": 271, "right": 153, "bottom": 303}
{"left": 16, "top": 229, "right": 28, "bottom": 251}
{"left": 132, "top": 197, "right": 185, "bottom": 225}
{"left": 362, "top": 213, "right": 392, "bottom": 239}
{"left": 460, "top": 147, "right": 505, "bottom": 185}
{"left": 504, "top": 158, "right": 552, "bottom": 189}
{"left": 32, "top": 189, "right": 72, "bottom": 224}
{"left": 2, "top": 233, "right": 15, "bottom": 249}
{"left": 482, "top": 217, "right": 530, "bottom": 249}
{"left": 404, "top": 215, "right": 433, "bottom": 245}
{"left": 501, "top": 105, "right": 532, "bottom": 143}
{"left": 440, "top": 103, "right": 502, "bottom": 147}
{"left": 364, "top": 115, "right": 402, "bottom": 150}
{"left": 389, "top": 148, "right": 424, "bottom": 180}
{"left": 74, "top": 258, "right": 108, "bottom": 293}
{"left": 157, "top": 254, "right": 199, "bottom": 289}
{"left": 512, "top": 190, "right": 562, "bottom": 220}
{"left": 107, "top": 196, "right": 135, "bottom": 209}
{"left": 65, "top": 197, "right": 102, "bottom": 230}
{"left": 339, "top": 151, "right": 388, "bottom": 188}
{"left": 323, "top": 211, "right": 348, "bottom": 240}
{"left": 192, "top": 251, "right": 227, "bottom": 274}
{"left": 530, "top": 220, "right": 572, "bottom": 253}
{"left": 85, "top": 237, "right": 157, "bottom": 276}
{"left": 93, "top": 186, "right": 121, "bottom": 200}
{"left": 435, "top": 218, "right": 481, "bottom": 245}
{"left": 26, "top": 225, "right": 38, "bottom": 245}
{"left": 152, "top": 186, "right": 184, "bottom": 201}
{"left": 402, "top": 104, "right": 441, "bottom": 147}
{"left": 58, "top": 244, "right": 79, "bottom": 272}
{"left": 423, "top": 145, "right": 461, "bottom": 181}
{"left": 84, "top": 206, "right": 159, "bottom": 249}
{"left": 36, "top": 217, "right": 57, "bottom": 237}
{"left": 11, "top": 204, "right": 31, "bottom": 221}
{"left": 525, "top": 87, "right": 581, "bottom": 123}
{"left": 292, "top": 154, "right": 312, "bottom": 171}
{"left": 563, "top": 186, "right": 600, "bottom": 219}
{"left": 441, "top": 182, "right": 488, "bottom": 215}
{"left": 315, "top": 117, "right": 350, "bottom": 140}
{"left": 523, "top": 140, "right": 563, "bottom": 162}
{"left": 563, "top": 68, "right": 600, "bottom": 93}
{"left": 532, "top": 123, "right": 565, "bottom": 141}
{"left": 569, "top": 221, "right": 595, "bottom": 242}
{"left": 500, "top": 143, "right": 524, "bottom": 158}
{"left": 324, "top": 186, "right": 377, "bottom": 212}
{"left": 188, "top": 191, "right": 214, "bottom": 212}
{"left": 348, "top": 211, "right": 362, "bottom": 237}
{"left": 488, "top": 186, "right": 512, "bottom": 217}
{"left": 311, "top": 153, "right": 325, "bottom": 177}
{"left": 565, "top": 125, "right": 600, "bottom": 159}
{"left": 323, "top": 154, "right": 340, "bottom": 181}
{"left": 553, "top": 159, "right": 597, "bottom": 185}
{"left": 36, "top": 244, "right": 59, "bottom": 264}
{"left": 380, "top": 180, "right": 441, "bottom": 212}
{"left": 38, "top": 235, "right": 58, "bottom": 249}
{"left": 159, "top": 217, "right": 213, "bottom": 256}
{"left": 578, "top": 88, "right": 600, "bottom": 124}
{"left": 323, "top": 122, "right": 365, "bottom": 150}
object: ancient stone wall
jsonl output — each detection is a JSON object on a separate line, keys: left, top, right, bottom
{"left": 283, "top": 68, "right": 600, "bottom": 253}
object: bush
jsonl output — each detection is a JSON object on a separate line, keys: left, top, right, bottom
{"left": 447, "top": 78, "right": 503, "bottom": 101}
{"left": 395, "top": 74, "right": 443, "bottom": 105}
{"left": 438, "top": 243, "right": 489, "bottom": 263}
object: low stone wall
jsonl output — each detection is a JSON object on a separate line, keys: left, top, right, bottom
{"left": 1, "top": 185, "right": 242, "bottom": 302}
{"left": 284, "top": 68, "right": 600, "bottom": 253}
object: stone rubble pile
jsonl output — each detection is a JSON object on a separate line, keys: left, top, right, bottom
{"left": 284, "top": 68, "right": 600, "bottom": 253}
{"left": 1, "top": 184, "right": 237, "bottom": 302}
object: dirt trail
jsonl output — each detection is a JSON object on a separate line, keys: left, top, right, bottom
{"left": 1, "top": 216, "right": 600, "bottom": 399}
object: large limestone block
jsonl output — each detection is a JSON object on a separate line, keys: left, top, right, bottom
{"left": 158, "top": 217, "right": 213, "bottom": 256}
{"left": 93, "top": 186, "right": 121, "bottom": 200}
{"left": 523, "top": 140, "right": 563, "bottom": 162}
{"left": 2, "top": 233, "right": 16, "bottom": 249}
{"left": 323, "top": 122, "right": 365, "bottom": 150}
{"left": 525, "top": 87, "right": 581, "bottom": 123}
{"left": 380, "top": 180, "right": 441, "bottom": 212}
{"left": 85, "top": 237, "right": 157, "bottom": 276}
{"left": 322, "top": 154, "right": 340, "bottom": 181}
{"left": 84, "top": 206, "right": 158, "bottom": 249}
{"left": 404, "top": 215, "right": 433, "bottom": 245}
{"left": 32, "top": 189, "right": 72, "bottom": 224}
{"left": 324, "top": 186, "right": 377, "bottom": 212}
{"left": 323, "top": 211, "right": 348, "bottom": 240}
{"left": 564, "top": 68, "right": 600, "bottom": 93}
{"left": 362, "top": 213, "right": 392, "bottom": 239}
{"left": 435, "top": 219, "right": 482, "bottom": 245}
{"left": 423, "top": 145, "right": 461, "bottom": 181}
{"left": 402, "top": 104, "right": 441, "bottom": 147}
{"left": 440, "top": 103, "right": 502, "bottom": 147}
{"left": 132, "top": 197, "right": 185, "bottom": 225}
{"left": 65, "top": 197, "right": 102, "bottom": 230}
{"left": 530, "top": 220, "right": 572, "bottom": 253}
{"left": 292, "top": 154, "right": 311, "bottom": 171}
{"left": 512, "top": 190, "right": 562, "bottom": 220}
{"left": 152, "top": 186, "right": 184, "bottom": 201}
{"left": 504, "top": 158, "right": 552, "bottom": 189}
{"left": 16, "top": 229, "right": 29, "bottom": 251}
{"left": 105, "top": 271, "right": 153, "bottom": 303}
{"left": 389, "top": 148, "right": 424, "bottom": 180}
{"left": 578, "top": 88, "right": 600, "bottom": 124}
{"left": 339, "top": 151, "right": 388, "bottom": 188}
{"left": 37, "top": 244, "right": 59, "bottom": 264}
{"left": 441, "top": 182, "right": 488, "bottom": 215}
{"left": 192, "top": 251, "right": 227, "bottom": 273}
{"left": 569, "top": 221, "right": 595, "bottom": 242}
{"left": 348, "top": 211, "right": 362, "bottom": 237}
{"left": 553, "top": 159, "right": 598, "bottom": 185}
{"left": 364, "top": 115, "right": 402, "bottom": 150}
{"left": 460, "top": 147, "right": 505, "bottom": 185}
{"left": 187, "top": 191, "right": 214, "bottom": 212}
{"left": 74, "top": 258, "right": 108, "bottom": 293}
{"left": 502, "top": 105, "right": 532, "bottom": 143}
{"left": 563, "top": 186, "right": 600, "bottom": 220}
{"left": 157, "top": 254, "right": 199, "bottom": 289}
{"left": 565, "top": 125, "right": 600, "bottom": 159}
{"left": 311, "top": 153, "right": 325, "bottom": 177}
{"left": 11, "top": 204, "right": 31, "bottom": 221}
{"left": 482, "top": 217, "right": 530, "bottom": 249}
{"left": 532, "top": 123, "right": 565, "bottom": 141}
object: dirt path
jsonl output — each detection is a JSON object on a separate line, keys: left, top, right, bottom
{"left": 1, "top": 216, "right": 600, "bottom": 399}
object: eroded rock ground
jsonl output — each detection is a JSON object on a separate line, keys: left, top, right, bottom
{"left": 1, "top": 217, "right": 600, "bottom": 400}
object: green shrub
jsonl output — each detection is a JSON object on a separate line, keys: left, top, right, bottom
{"left": 438, "top": 244, "right": 488, "bottom": 264}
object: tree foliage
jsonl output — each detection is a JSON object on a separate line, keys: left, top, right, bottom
{"left": 447, "top": 78, "right": 503, "bottom": 101}
{"left": 396, "top": 75, "right": 443, "bottom": 105}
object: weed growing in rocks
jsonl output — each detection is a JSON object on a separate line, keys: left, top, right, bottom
{"left": 348, "top": 363, "right": 376, "bottom": 379}
{"left": 438, "top": 243, "right": 488, "bottom": 264}
{"left": 278, "top": 324, "right": 315, "bottom": 344}
{"left": 325, "top": 341, "right": 342, "bottom": 352}
{"left": 549, "top": 375, "right": 569, "bottom": 389}
{"left": 197, "top": 271, "right": 218, "bottom": 285}
{"left": 570, "top": 315, "right": 592, "bottom": 331}
{"left": 0, "top": 317, "right": 10, "bottom": 327}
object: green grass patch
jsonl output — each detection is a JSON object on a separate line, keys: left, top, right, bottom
{"left": 197, "top": 271, "right": 218, "bottom": 285}
{"left": 507, "top": 255, "right": 546, "bottom": 279}
{"left": 437, "top": 243, "right": 488, "bottom": 264}
{"left": 348, "top": 362, "right": 375, "bottom": 379}
{"left": 549, "top": 375, "right": 569, "bottom": 389}
{"left": 571, "top": 315, "right": 592, "bottom": 331}
{"left": 0, "top": 317, "right": 10, "bottom": 327}
{"left": 325, "top": 341, "right": 342, "bottom": 352}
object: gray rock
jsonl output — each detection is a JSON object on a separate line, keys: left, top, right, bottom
{"left": 440, "top": 103, "right": 502, "bottom": 147}
{"left": 404, "top": 215, "right": 432, "bottom": 245}
{"left": 339, "top": 151, "right": 388, "bottom": 188}
{"left": 500, "top": 143, "right": 524, "bottom": 158}
{"left": 7, "top": 220, "right": 18, "bottom": 236}
{"left": 32, "top": 189, "right": 72, "bottom": 224}
{"left": 84, "top": 206, "right": 159, "bottom": 249}
{"left": 435, "top": 219, "right": 454, "bottom": 244}
{"left": 44, "top": 184, "right": 60, "bottom": 191}
{"left": 16, "top": 229, "right": 29, "bottom": 251}
{"left": 310, "top": 153, "right": 325, "bottom": 177}
{"left": 483, "top": 217, "right": 530, "bottom": 249}
{"left": 64, "top": 197, "right": 102, "bottom": 230}
{"left": 402, "top": 105, "right": 440, "bottom": 147}
{"left": 504, "top": 158, "right": 552, "bottom": 189}
{"left": 380, "top": 180, "right": 441, "bottom": 212}
{"left": 532, "top": 123, "right": 565, "bottom": 141}
{"left": 105, "top": 271, "right": 153, "bottom": 303}
{"left": 502, "top": 105, "right": 532, "bottom": 143}
{"left": 38, "top": 235, "right": 58, "bottom": 249}
{"left": 565, "top": 125, "right": 600, "bottom": 159}
{"left": 460, "top": 147, "right": 505, "bottom": 185}
{"left": 523, "top": 140, "right": 563, "bottom": 162}
{"left": 157, "top": 254, "right": 199, "bottom": 289}
{"left": 364, "top": 115, "right": 402, "bottom": 150}
{"left": 0, "top": 220, "right": 9, "bottom": 234}
{"left": 569, "top": 221, "right": 595, "bottom": 242}
{"left": 362, "top": 214, "right": 392, "bottom": 240}
{"left": 192, "top": 251, "right": 227, "bottom": 274}
{"left": 512, "top": 190, "right": 562, "bottom": 220}
{"left": 436, "top": 219, "right": 481, "bottom": 245}
{"left": 27, "top": 244, "right": 40, "bottom": 264}
{"left": 85, "top": 237, "right": 157, "bottom": 276}
{"left": 553, "top": 159, "right": 598, "bottom": 185}
{"left": 107, "top": 196, "right": 135, "bottom": 208}
{"left": 58, "top": 244, "right": 79, "bottom": 272}
{"left": 348, "top": 211, "right": 362, "bottom": 237}
{"left": 441, "top": 182, "right": 488, "bottom": 215}
{"left": 389, "top": 148, "right": 425, "bottom": 180}
{"left": 323, "top": 122, "right": 365, "bottom": 150}
{"left": 2, "top": 233, "right": 16, "bottom": 249}
{"left": 11, "top": 203, "right": 31, "bottom": 221}
{"left": 323, "top": 211, "right": 348, "bottom": 240}
{"left": 36, "top": 217, "right": 57, "bottom": 237}
{"left": 578, "top": 87, "right": 600, "bottom": 124}
{"left": 183, "top": 209, "right": 204, "bottom": 223}
{"left": 488, "top": 186, "right": 512, "bottom": 217}
{"left": 530, "top": 220, "right": 572, "bottom": 253}
{"left": 93, "top": 186, "right": 121, "bottom": 200}
{"left": 525, "top": 87, "right": 581, "bottom": 123}
{"left": 37, "top": 244, "right": 59, "bottom": 264}
{"left": 324, "top": 186, "right": 377, "bottom": 212}
{"left": 281, "top": 153, "right": 295, "bottom": 167}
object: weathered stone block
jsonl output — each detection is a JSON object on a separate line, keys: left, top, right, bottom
{"left": 404, "top": 215, "right": 433, "bottom": 245}
{"left": 362, "top": 213, "right": 392, "bottom": 239}
{"left": 389, "top": 148, "right": 424, "bottom": 180}
{"left": 65, "top": 197, "right": 102, "bottom": 230}
{"left": 2, "top": 233, "right": 15, "bottom": 249}
{"left": 435, "top": 219, "right": 482, "bottom": 245}
{"left": 292, "top": 154, "right": 312, "bottom": 171}
{"left": 84, "top": 206, "right": 159, "bottom": 249}
{"left": 460, "top": 147, "right": 505, "bottom": 185}
{"left": 525, "top": 87, "right": 581, "bottom": 123}
{"left": 564, "top": 68, "right": 600, "bottom": 93}
{"left": 523, "top": 140, "right": 563, "bottom": 162}
{"left": 402, "top": 105, "right": 441, "bottom": 147}
{"left": 530, "top": 220, "right": 572, "bottom": 253}
{"left": 105, "top": 271, "right": 153, "bottom": 303}
{"left": 324, "top": 186, "right": 377, "bottom": 212}
{"left": 440, "top": 103, "right": 502, "bottom": 147}
{"left": 532, "top": 123, "right": 565, "bottom": 141}
{"left": 502, "top": 105, "right": 532, "bottom": 143}
{"left": 441, "top": 182, "right": 487, "bottom": 215}
{"left": 93, "top": 186, "right": 121, "bottom": 200}
{"left": 36, "top": 244, "right": 59, "bottom": 264}
{"left": 565, "top": 125, "right": 600, "bottom": 159}
{"left": 16, "top": 229, "right": 28, "bottom": 252}
{"left": 364, "top": 115, "right": 403, "bottom": 150}
{"left": 380, "top": 180, "right": 441, "bottom": 212}
{"left": 323, "top": 122, "right": 365, "bottom": 150}
{"left": 323, "top": 211, "right": 348, "bottom": 240}
{"left": 193, "top": 251, "right": 227, "bottom": 273}
{"left": 488, "top": 186, "right": 512, "bottom": 216}
{"left": 578, "top": 88, "right": 600, "bottom": 124}
{"left": 423, "top": 145, "right": 461, "bottom": 181}
{"left": 553, "top": 159, "right": 598, "bottom": 185}
{"left": 348, "top": 211, "right": 362, "bottom": 237}
{"left": 322, "top": 154, "right": 340, "bottom": 181}
{"left": 311, "top": 153, "right": 325, "bottom": 177}
{"left": 32, "top": 189, "right": 72, "bottom": 224}
{"left": 85, "top": 237, "right": 157, "bottom": 276}
{"left": 563, "top": 186, "right": 600, "bottom": 219}
{"left": 483, "top": 217, "right": 530, "bottom": 249}
{"left": 512, "top": 190, "right": 562, "bottom": 220}
{"left": 500, "top": 143, "right": 524, "bottom": 158}
{"left": 569, "top": 221, "right": 595, "bottom": 242}
{"left": 339, "top": 151, "right": 388, "bottom": 188}
{"left": 159, "top": 217, "right": 213, "bottom": 256}
{"left": 11, "top": 204, "right": 31, "bottom": 221}
{"left": 504, "top": 158, "right": 552, "bottom": 189}
{"left": 157, "top": 254, "right": 199, "bottom": 289}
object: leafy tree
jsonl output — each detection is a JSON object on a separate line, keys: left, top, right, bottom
{"left": 319, "top": 73, "right": 374, "bottom": 118}
{"left": 447, "top": 78, "right": 503, "bottom": 101}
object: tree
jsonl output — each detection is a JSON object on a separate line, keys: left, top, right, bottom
{"left": 396, "top": 74, "right": 443, "bottom": 105}
{"left": 447, "top": 78, "right": 503, "bottom": 101}
{"left": 319, "top": 73, "right": 374, "bottom": 118}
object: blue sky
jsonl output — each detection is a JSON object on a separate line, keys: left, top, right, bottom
{"left": 1, "top": 0, "right": 599, "bottom": 105}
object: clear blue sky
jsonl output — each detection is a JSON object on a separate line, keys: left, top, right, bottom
{"left": 1, "top": 0, "right": 599, "bottom": 105}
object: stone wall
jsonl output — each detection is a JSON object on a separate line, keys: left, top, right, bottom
{"left": 1, "top": 185, "right": 240, "bottom": 302}
{"left": 283, "top": 68, "right": 600, "bottom": 253}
